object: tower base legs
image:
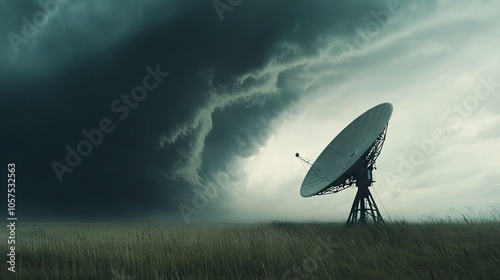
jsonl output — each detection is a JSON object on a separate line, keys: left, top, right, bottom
{"left": 346, "top": 186, "right": 384, "bottom": 225}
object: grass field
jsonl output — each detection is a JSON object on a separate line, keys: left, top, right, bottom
{"left": 1, "top": 216, "right": 500, "bottom": 280}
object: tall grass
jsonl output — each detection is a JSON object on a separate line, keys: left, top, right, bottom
{"left": 1, "top": 215, "right": 499, "bottom": 279}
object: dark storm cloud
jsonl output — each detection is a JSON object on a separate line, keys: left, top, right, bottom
{"left": 2, "top": 0, "right": 392, "bottom": 221}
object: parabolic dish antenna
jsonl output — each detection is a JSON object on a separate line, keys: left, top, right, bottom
{"left": 296, "top": 102, "right": 393, "bottom": 225}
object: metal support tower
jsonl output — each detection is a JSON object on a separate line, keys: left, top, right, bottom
{"left": 346, "top": 168, "right": 384, "bottom": 225}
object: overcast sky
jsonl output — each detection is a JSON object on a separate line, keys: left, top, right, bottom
{"left": 2, "top": 0, "right": 499, "bottom": 223}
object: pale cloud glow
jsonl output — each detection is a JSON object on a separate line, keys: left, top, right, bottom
{"left": 4, "top": 0, "right": 498, "bottom": 222}
{"left": 213, "top": 0, "right": 500, "bottom": 222}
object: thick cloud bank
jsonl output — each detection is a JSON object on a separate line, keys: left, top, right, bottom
{"left": 2, "top": 0, "right": 499, "bottom": 222}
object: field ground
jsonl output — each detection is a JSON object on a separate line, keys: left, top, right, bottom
{"left": 1, "top": 216, "right": 500, "bottom": 280}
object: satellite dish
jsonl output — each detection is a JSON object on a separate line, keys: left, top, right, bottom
{"left": 297, "top": 102, "right": 393, "bottom": 225}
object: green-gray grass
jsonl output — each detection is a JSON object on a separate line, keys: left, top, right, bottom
{"left": 1, "top": 217, "right": 500, "bottom": 279}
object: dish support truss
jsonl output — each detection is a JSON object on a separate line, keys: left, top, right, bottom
{"left": 346, "top": 168, "right": 384, "bottom": 225}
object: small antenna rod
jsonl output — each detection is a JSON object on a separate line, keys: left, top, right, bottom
{"left": 295, "top": 153, "right": 314, "bottom": 167}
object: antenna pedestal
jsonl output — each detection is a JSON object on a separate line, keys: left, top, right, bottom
{"left": 346, "top": 169, "right": 384, "bottom": 225}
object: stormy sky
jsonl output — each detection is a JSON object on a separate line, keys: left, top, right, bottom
{"left": 2, "top": 0, "right": 499, "bottom": 223}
